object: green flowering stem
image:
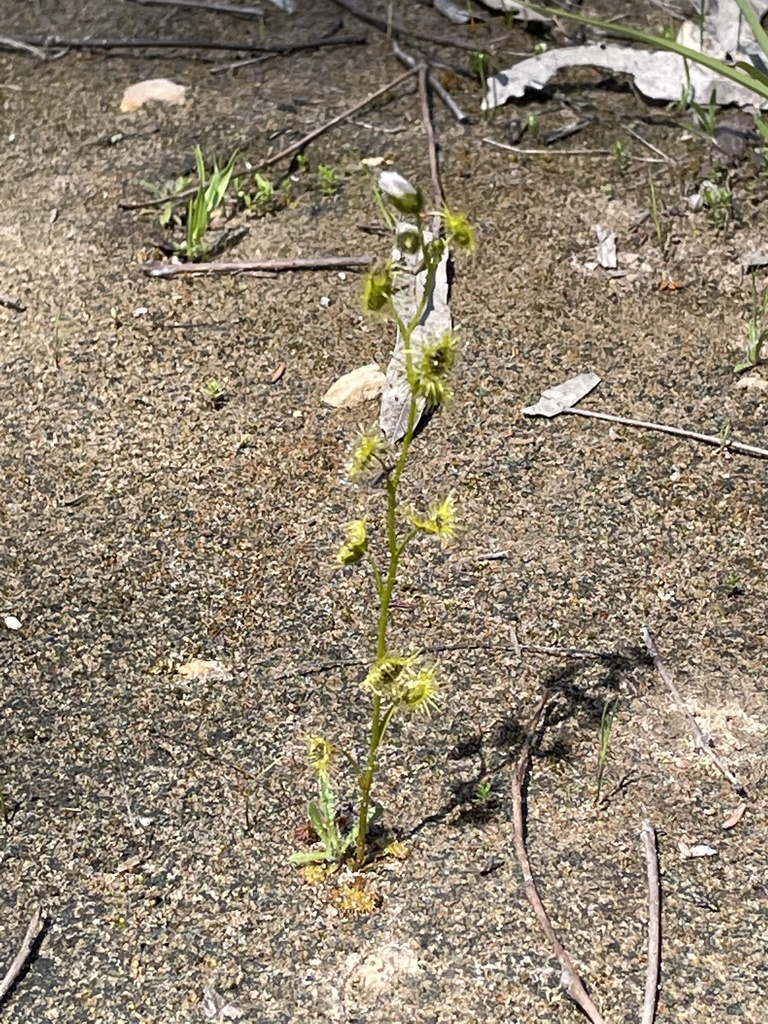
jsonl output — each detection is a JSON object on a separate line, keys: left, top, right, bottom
{"left": 355, "top": 387, "right": 421, "bottom": 868}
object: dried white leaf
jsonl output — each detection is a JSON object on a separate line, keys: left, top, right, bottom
{"left": 176, "top": 659, "right": 233, "bottom": 682}
{"left": 483, "top": 43, "right": 767, "bottom": 110}
{"left": 734, "top": 375, "right": 768, "bottom": 390}
{"left": 476, "top": 0, "right": 551, "bottom": 22}
{"left": 322, "top": 364, "right": 385, "bottom": 408}
{"left": 201, "top": 986, "right": 244, "bottom": 1021}
{"left": 595, "top": 224, "right": 617, "bottom": 269}
{"left": 434, "top": 0, "right": 470, "bottom": 25}
{"left": 120, "top": 79, "right": 186, "bottom": 113}
{"left": 523, "top": 372, "right": 601, "bottom": 418}
{"left": 722, "top": 802, "right": 747, "bottom": 830}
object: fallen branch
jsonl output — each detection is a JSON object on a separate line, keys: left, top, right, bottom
{"left": 640, "top": 821, "right": 661, "bottom": 1024}
{"left": 569, "top": 407, "right": 768, "bottom": 461}
{"left": 2, "top": 32, "right": 365, "bottom": 55}
{"left": 142, "top": 255, "right": 374, "bottom": 276}
{"left": 642, "top": 626, "right": 748, "bottom": 797}
{"left": 0, "top": 908, "right": 43, "bottom": 1003}
{"left": 0, "top": 35, "right": 48, "bottom": 58}
{"left": 418, "top": 65, "right": 445, "bottom": 210}
{"left": 120, "top": 66, "right": 417, "bottom": 211}
{"left": 328, "top": 0, "right": 496, "bottom": 53}
{"left": 126, "top": 0, "right": 264, "bottom": 15}
{"left": 510, "top": 690, "right": 606, "bottom": 1024}
{"left": 392, "top": 40, "right": 470, "bottom": 123}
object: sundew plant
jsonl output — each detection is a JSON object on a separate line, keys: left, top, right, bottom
{"left": 290, "top": 172, "right": 475, "bottom": 870}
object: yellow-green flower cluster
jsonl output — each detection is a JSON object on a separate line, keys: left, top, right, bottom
{"left": 408, "top": 332, "right": 458, "bottom": 407}
{"left": 308, "top": 735, "right": 334, "bottom": 779}
{"left": 410, "top": 494, "right": 458, "bottom": 546}
{"left": 336, "top": 518, "right": 368, "bottom": 566}
{"left": 442, "top": 207, "right": 476, "bottom": 252}
{"left": 362, "top": 263, "right": 395, "bottom": 316}
{"left": 362, "top": 655, "right": 441, "bottom": 714}
{"left": 346, "top": 428, "right": 386, "bottom": 483}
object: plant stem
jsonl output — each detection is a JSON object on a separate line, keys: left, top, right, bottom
{"left": 355, "top": 388, "right": 420, "bottom": 867}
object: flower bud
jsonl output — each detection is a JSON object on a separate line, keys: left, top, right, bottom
{"left": 379, "top": 171, "right": 424, "bottom": 216}
{"left": 336, "top": 518, "right": 368, "bottom": 566}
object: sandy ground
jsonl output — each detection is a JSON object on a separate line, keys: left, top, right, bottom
{"left": 1, "top": 1, "right": 767, "bottom": 1022}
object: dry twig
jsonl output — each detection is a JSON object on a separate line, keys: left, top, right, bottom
{"left": 127, "top": 0, "right": 264, "bottom": 15}
{"left": 0, "top": 35, "right": 48, "bottom": 58}
{"left": 2, "top": 32, "right": 364, "bottom": 55}
{"left": 392, "top": 40, "right": 469, "bottom": 123}
{"left": 640, "top": 820, "right": 661, "bottom": 1024}
{"left": 569, "top": 408, "right": 768, "bottom": 460}
{"left": 418, "top": 65, "right": 445, "bottom": 210}
{"left": 328, "top": 0, "right": 496, "bottom": 52}
{"left": 642, "top": 626, "right": 748, "bottom": 797}
{"left": 142, "top": 255, "right": 374, "bottom": 276}
{"left": 0, "top": 908, "right": 43, "bottom": 1003}
{"left": 510, "top": 690, "right": 606, "bottom": 1024}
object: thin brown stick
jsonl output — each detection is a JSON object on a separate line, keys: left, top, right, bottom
{"left": 418, "top": 65, "right": 445, "bottom": 210}
{"left": 3, "top": 32, "right": 364, "bottom": 55}
{"left": 640, "top": 820, "right": 661, "bottom": 1024}
{"left": 0, "top": 908, "right": 43, "bottom": 1003}
{"left": 142, "top": 255, "right": 375, "bottom": 276}
{"left": 392, "top": 40, "right": 469, "bottom": 123}
{"left": 511, "top": 691, "right": 606, "bottom": 1024}
{"left": 127, "top": 0, "right": 264, "bottom": 16}
{"left": 120, "top": 66, "right": 417, "bottom": 211}
{"left": 328, "top": 0, "right": 496, "bottom": 53}
{"left": 568, "top": 407, "right": 768, "bottom": 460}
{"left": 642, "top": 626, "right": 748, "bottom": 797}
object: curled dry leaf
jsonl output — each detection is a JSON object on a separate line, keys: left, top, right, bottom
{"left": 722, "top": 802, "right": 747, "bottom": 830}
{"left": 322, "top": 363, "right": 385, "bottom": 408}
{"left": 269, "top": 361, "right": 286, "bottom": 384}
{"left": 120, "top": 79, "right": 186, "bottom": 113}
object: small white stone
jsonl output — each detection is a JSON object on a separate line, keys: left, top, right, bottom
{"left": 337, "top": 272, "right": 347, "bottom": 281}
{"left": 133, "top": 306, "right": 148, "bottom": 317}
{"left": 3, "top": 615, "right": 21, "bottom": 630}
{"left": 319, "top": 296, "right": 331, "bottom": 307}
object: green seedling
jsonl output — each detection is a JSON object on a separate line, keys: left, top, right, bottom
{"left": 317, "top": 164, "right": 339, "bottom": 197}
{"left": 725, "top": 571, "right": 743, "bottom": 596}
{"left": 610, "top": 139, "right": 629, "bottom": 173}
{"left": 595, "top": 696, "right": 620, "bottom": 805}
{"left": 701, "top": 182, "right": 732, "bottom": 229}
{"left": 234, "top": 171, "right": 288, "bottom": 215}
{"left": 475, "top": 780, "right": 495, "bottom": 805}
{"left": 526, "top": 113, "right": 541, "bottom": 139}
{"left": 291, "top": 171, "right": 475, "bottom": 870}
{"left": 647, "top": 171, "right": 670, "bottom": 252}
{"left": 289, "top": 738, "right": 381, "bottom": 865}
{"left": 688, "top": 88, "right": 718, "bottom": 138}
{"left": 735, "top": 273, "right": 768, "bottom": 372}
{"left": 471, "top": 51, "right": 492, "bottom": 105}
{"left": 203, "top": 379, "right": 228, "bottom": 409}
{"left": 183, "top": 146, "right": 238, "bottom": 261}
{"left": 141, "top": 174, "right": 192, "bottom": 228}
